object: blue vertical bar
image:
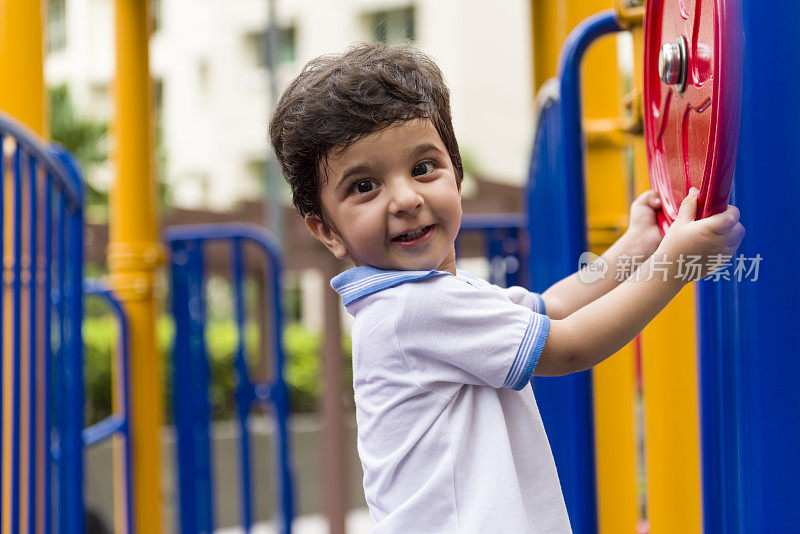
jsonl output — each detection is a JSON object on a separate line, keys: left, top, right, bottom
{"left": 527, "top": 11, "right": 623, "bottom": 533}
{"left": 118, "top": 291, "right": 135, "bottom": 534}
{"left": 43, "top": 172, "right": 53, "bottom": 534}
{"left": 27, "top": 154, "right": 38, "bottom": 534}
{"left": 231, "top": 238, "right": 254, "bottom": 531}
{"left": 11, "top": 145, "right": 23, "bottom": 534}
{"left": 64, "top": 201, "right": 85, "bottom": 534}
{"left": 50, "top": 145, "right": 86, "bottom": 534}
{"left": 0, "top": 132, "right": 4, "bottom": 531}
{"left": 698, "top": 1, "right": 800, "bottom": 531}
{"left": 55, "top": 192, "right": 67, "bottom": 534}
{"left": 171, "top": 239, "right": 215, "bottom": 534}
{"left": 698, "top": 180, "right": 745, "bottom": 534}
{"left": 485, "top": 227, "right": 521, "bottom": 288}
{"left": 486, "top": 229, "right": 504, "bottom": 287}
{"left": 170, "top": 240, "right": 195, "bottom": 534}
{"left": 505, "top": 228, "right": 521, "bottom": 288}
{"left": 265, "top": 244, "right": 293, "bottom": 534}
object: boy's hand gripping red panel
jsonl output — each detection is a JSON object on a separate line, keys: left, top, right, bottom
{"left": 643, "top": 0, "right": 743, "bottom": 233}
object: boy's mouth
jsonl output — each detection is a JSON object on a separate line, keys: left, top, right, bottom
{"left": 391, "top": 224, "right": 435, "bottom": 244}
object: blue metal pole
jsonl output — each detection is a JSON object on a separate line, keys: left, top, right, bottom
{"left": 231, "top": 238, "right": 255, "bottom": 531}
{"left": 170, "top": 240, "right": 196, "bottom": 534}
{"left": 26, "top": 153, "right": 38, "bottom": 534}
{"left": 63, "top": 203, "right": 85, "bottom": 534}
{"left": 698, "top": 1, "right": 800, "bottom": 531}
{"left": 527, "top": 11, "right": 624, "bottom": 534}
{"left": 266, "top": 241, "right": 293, "bottom": 534}
{"left": 43, "top": 172, "right": 52, "bottom": 534}
{"left": 55, "top": 192, "right": 66, "bottom": 534}
{"left": 11, "top": 145, "right": 23, "bottom": 534}
{"left": 82, "top": 281, "right": 135, "bottom": 534}
{"left": 171, "top": 239, "right": 215, "bottom": 534}
{"left": 0, "top": 132, "right": 4, "bottom": 531}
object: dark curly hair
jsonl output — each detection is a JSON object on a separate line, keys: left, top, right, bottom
{"left": 269, "top": 42, "right": 463, "bottom": 219}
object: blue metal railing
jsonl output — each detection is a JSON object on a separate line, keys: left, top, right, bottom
{"left": 0, "top": 113, "right": 85, "bottom": 534}
{"left": 525, "top": 11, "right": 625, "bottom": 534}
{"left": 457, "top": 213, "right": 527, "bottom": 288}
{"left": 165, "top": 223, "right": 295, "bottom": 534}
{"left": 82, "top": 280, "right": 135, "bottom": 534}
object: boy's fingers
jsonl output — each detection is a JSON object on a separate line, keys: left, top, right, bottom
{"left": 676, "top": 187, "right": 699, "bottom": 223}
{"left": 633, "top": 189, "right": 659, "bottom": 206}
{"left": 707, "top": 205, "right": 742, "bottom": 235}
{"left": 649, "top": 191, "right": 662, "bottom": 208}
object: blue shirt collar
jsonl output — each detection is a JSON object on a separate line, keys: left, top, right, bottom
{"left": 330, "top": 266, "right": 449, "bottom": 306}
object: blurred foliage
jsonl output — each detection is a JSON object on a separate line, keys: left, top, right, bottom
{"left": 48, "top": 84, "right": 108, "bottom": 210}
{"left": 83, "top": 315, "right": 352, "bottom": 425}
{"left": 48, "top": 83, "right": 172, "bottom": 219}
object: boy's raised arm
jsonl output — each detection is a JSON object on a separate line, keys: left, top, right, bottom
{"left": 534, "top": 188, "right": 745, "bottom": 376}
{"left": 540, "top": 190, "right": 663, "bottom": 320}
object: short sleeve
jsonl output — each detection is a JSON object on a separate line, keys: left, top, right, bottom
{"left": 498, "top": 285, "right": 547, "bottom": 315}
{"left": 395, "top": 276, "right": 550, "bottom": 392}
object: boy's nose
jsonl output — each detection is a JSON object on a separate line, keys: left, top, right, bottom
{"left": 388, "top": 181, "right": 423, "bottom": 214}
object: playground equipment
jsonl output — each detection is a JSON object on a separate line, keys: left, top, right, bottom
{"left": 2, "top": 0, "right": 800, "bottom": 532}
{"left": 529, "top": 1, "right": 800, "bottom": 533}
{"left": 0, "top": 115, "right": 86, "bottom": 534}
{"left": 166, "top": 224, "right": 295, "bottom": 534}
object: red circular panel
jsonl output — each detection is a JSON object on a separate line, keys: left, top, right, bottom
{"left": 644, "top": 0, "right": 743, "bottom": 231}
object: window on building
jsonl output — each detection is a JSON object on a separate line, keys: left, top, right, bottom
{"left": 47, "top": 0, "right": 66, "bottom": 52}
{"left": 198, "top": 59, "right": 209, "bottom": 99}
{"left": 245, "top": 25, "right": 297, "bottom": 68}
{"left": 150, "top": 0, "right": 162, "bottom": 33}
{"left": 153, "top": 78, "right": 164, "bottom": 128}
{"left": 364, "top": 6, "right": 415, "bottom": 43}
{"left": 247, "top": 158, "right": 267, "bottom": 195}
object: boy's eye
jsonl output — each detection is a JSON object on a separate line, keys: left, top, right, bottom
{"left": 412, "top": 161, "right": 434, "bottom": 177}
{"left": 352, "top": 179, "right": 379, "bottom": 194}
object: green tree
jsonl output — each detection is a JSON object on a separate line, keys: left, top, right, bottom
{"left": 47, "top": 83, "right": 172, "bottom": 218}
{"left": 48, "top": 84, "right": 108, "bottom": 209}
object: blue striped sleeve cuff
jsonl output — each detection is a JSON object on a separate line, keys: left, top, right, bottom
{"left": 502, "top": 312, "right": 550, "bottom": 390}
{"left": 531, "top": 293, "right": 546, "bottom": 315}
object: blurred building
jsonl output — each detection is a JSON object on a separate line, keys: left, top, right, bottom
{"left": 45, "top": 0, "right": 535, "bottom": 211}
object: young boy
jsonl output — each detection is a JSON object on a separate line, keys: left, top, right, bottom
{"left": 269, "top": 43, "right": 744, "bottom": 532}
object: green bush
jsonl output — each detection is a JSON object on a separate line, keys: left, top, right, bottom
{"left": 82, "top": 316, "right": 350, "bottom": 425}
{"left": 83, "top": 316, "right": 116, "bottom": 425}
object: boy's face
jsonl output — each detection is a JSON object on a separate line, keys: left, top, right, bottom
{"left": 306, "top": 118, "right": 462, "bottom": 274}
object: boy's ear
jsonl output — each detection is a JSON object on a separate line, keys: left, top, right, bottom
{"left": 305, "top": 214, "right": 349, "bottom": 259}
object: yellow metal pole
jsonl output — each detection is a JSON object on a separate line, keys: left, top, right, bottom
{"left": 110, "top": 1, "right": 164, "bottom": 533}
{"left": 531, "top": 2, "right": 638, "bottom": 532}
{"left": 0, "top": 0, "right": 47, "bottom": 137}
{"left": 580, "top": 4, "right": 639, "bottom": 533}
{"left": 0, "top": 3, "right": 46, "bottom": 534}
{"left": 630, "top": 18, "right": 702, "bottom": 534}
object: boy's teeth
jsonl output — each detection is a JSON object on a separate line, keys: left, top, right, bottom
{"left": 398, "top": 226, "right": 427, "bottom": 241}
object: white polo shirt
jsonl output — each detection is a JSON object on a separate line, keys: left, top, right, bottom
{"left": 331, "top": 266, "right": 571, "bottom": 533}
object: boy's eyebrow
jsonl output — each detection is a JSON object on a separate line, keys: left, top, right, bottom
{"left": 335, "top": 164, "right": 371, "bottom": 190}
{"left": 406, "top": 142, "right": 445, "bottom": 159}
{"left": 334, "top": 142, "right": 446, "bottom": 190}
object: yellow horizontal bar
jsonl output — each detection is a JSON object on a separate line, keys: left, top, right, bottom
{"left": 615, "top": 0, "right": 645, "bottom": 28}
